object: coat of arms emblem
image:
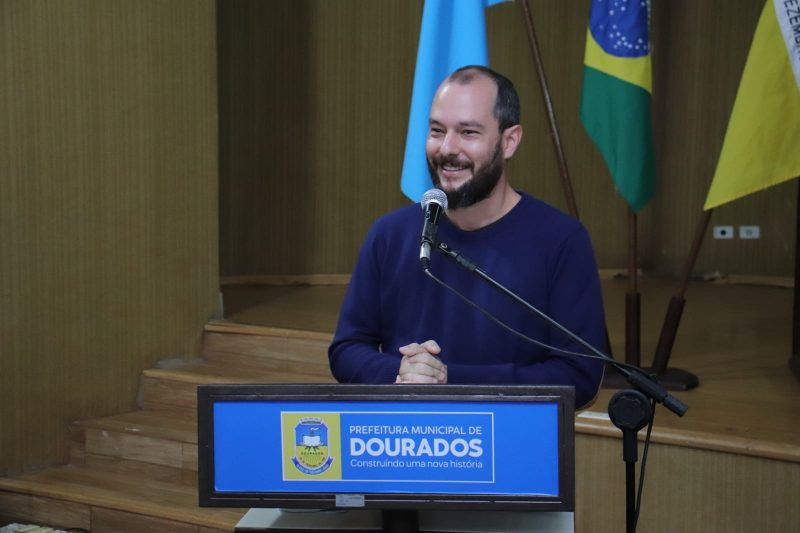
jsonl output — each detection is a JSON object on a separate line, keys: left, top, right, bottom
{"left": 291, "top": 417, "right": 334, "bottom": 475}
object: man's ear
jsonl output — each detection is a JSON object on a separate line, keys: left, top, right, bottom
{"left": 501, "top": 124, "right": 523, "bottom": 159}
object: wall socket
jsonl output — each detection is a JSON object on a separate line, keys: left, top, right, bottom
{"left": 739, "top": 225, "right": 760, "bottom": 239}
{"left": 713, "top": 225, "right": 734, "bottom": 239}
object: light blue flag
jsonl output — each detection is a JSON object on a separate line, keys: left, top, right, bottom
{"left": 400, "top": 0, "right": 508, "bottom": 203}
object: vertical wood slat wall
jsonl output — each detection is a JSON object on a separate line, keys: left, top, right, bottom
{"left": 219, "top": 0, "right": 796, "bottom": 279}
{"left": 0, "top": 1, "right": 218, "bottom": 474}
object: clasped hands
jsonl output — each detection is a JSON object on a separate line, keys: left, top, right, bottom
{"left": 395, "top": 340, "right": 447, "bottom": 384}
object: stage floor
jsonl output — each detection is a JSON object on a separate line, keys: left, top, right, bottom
{"left": 221, "top": 276, "right": 800, "bottom": 461}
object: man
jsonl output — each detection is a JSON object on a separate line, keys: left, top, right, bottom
{"left": 328, "top": 66, "right": 605, "bottom": 408}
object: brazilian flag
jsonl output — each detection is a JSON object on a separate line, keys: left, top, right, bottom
{"left": 580, "top": 0, "right": 655, "bottom": 213}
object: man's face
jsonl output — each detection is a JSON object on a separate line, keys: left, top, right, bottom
{"left": 425, "top": 76, "right": 505, "bottom": 209}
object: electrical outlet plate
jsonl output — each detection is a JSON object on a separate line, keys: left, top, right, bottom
{"left": 739, "top": 225, "right": 760, "bottom": 239}
{"left": 713, "top": 225, "right": 734, "bottom": 239}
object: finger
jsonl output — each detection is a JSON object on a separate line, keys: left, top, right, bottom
{"left": 420, "top": 339, "right": 441, "bottom": 354}
{"left": 401, "top": 361, "right": 446, "bottom": 385}
{"left": 398, "top": 343, "right": 422, "bottom": 356}
{"left": 405, "top": 352, "right": 445, "bottom": 373}
{"left": 399, "top": 359, "right": 431, "bottom": 380}
{"left": 399, "top": 340, "right": 441, "bottom": 357}
{"left": 397, "top": 371, "right": 439, "bottom": 384}
{"left": 400, "top": 355, "right": 439, "bottom": 375}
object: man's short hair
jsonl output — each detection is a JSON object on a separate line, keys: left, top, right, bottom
{"left": 448, "top": 65, "right": 520, "bottom": 132}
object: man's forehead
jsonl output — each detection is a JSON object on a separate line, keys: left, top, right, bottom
{"left": 437, "top": 75, "right": 496, "bottom": 101}
{"left": 430, "top": 78, "right": 497, "bottom": 123}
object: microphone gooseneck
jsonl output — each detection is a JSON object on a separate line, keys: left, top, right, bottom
{"left": 419, "top": 188, "right": 448, "bottom": 269}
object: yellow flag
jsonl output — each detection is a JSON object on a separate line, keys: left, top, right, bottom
{"left": 704, "top": 0, "right": 800, "bottom": 210}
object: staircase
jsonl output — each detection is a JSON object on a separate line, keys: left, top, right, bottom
{"left": 0, "top": 321, "right": 336, "bottom": 532}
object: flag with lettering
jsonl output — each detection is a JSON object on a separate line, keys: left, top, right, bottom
{"left": 400, "top": 0, "right": 508, "bottom": 203}
{"left": 580, "top": 0, "right": 655, "bottom": 212}
{"left": 704, "top": 0, "right": 800, "bottom": 210}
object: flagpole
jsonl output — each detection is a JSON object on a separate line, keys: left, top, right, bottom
{"left": 649, "top": 211, "right": 707, "bottom": 390}
{"left": 626, "top": 209, "right": 641, "bottom": 367}
{"left": 518, "top": 0, "right": 619, "bottom": 361}
{"left": 791, "top": 180, "right": 800, "bottom": 379}
{"left": 517, "top": 0, "right": 579, "bottom": 218}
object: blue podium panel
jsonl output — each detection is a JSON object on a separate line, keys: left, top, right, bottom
{"left": 198, "top": 384, "right": 574, "bottom": 513}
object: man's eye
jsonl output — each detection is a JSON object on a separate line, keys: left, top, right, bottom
{"left": 463, "top": 130, "right": 478, "bottom": 136}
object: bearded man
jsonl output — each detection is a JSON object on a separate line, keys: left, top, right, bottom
{"left": 328, "top": 66, "right": 605, "bottom": 409}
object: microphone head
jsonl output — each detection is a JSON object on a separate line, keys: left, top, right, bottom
{"left": 421, "top": 188, "right": 448, "bottom": 211}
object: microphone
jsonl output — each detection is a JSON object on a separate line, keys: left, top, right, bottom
{"left": 419, "top": 188, "right": 448, "bottom": 269}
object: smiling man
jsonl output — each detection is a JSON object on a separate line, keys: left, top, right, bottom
{"left": 427, "top": 67, "right": 521, "bottom": 220}
{"left": 328, "top": 66, "right": 605, "bottom": 409}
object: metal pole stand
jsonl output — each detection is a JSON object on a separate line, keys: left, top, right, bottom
{"left": 608, "top": 389, "right": 652, "bottom": 533}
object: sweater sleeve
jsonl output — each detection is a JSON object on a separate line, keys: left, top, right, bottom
{"left": 445, "top": 226, "right": 606, "bottom": 409}
{"left": 328, "top": 226, "right": 401, "bottom": 384}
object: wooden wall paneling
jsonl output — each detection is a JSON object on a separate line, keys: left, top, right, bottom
{"left": 576, "top": 433, "right": 800, "bottom": 532}
{"left": 304, "top": 1, "right": 423, "bottom": 274}
{"left": 696, "top": 182, "right": 797, "bottom": 277}
{"left": 218, "top": 0, "right": 422, "bottom": 276}
{"left": 218, "top": 0, "right": 314, "bottom": 276}
{"left": 0, "top": 0, "right": 218, "bottom": 474}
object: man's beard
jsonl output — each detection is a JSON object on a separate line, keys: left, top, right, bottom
{"left": 427, "top": 140, "right": 504, "bottom": 210}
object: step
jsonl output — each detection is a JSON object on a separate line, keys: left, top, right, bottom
{"left": 0, "top": 324, "right": 339, "bottom": 532}
{"left": 0, "top": 464, "right": 246, "bottom": 532}
{"left": 140, "top": 360, "right": 336, "bottom": 411}
{"left": 202, "top": 322, "right": 333, "bottom": 378}
{"left": 69, "top": 410, "right": 198, "bottom": 485}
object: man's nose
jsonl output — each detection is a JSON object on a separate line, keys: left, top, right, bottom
{"left": 440, "top": 132, "right": 460, "bottom": 156}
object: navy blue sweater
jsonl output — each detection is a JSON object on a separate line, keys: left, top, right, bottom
{"left": 328, "top": 192, "right": 606, "bottom": 408}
